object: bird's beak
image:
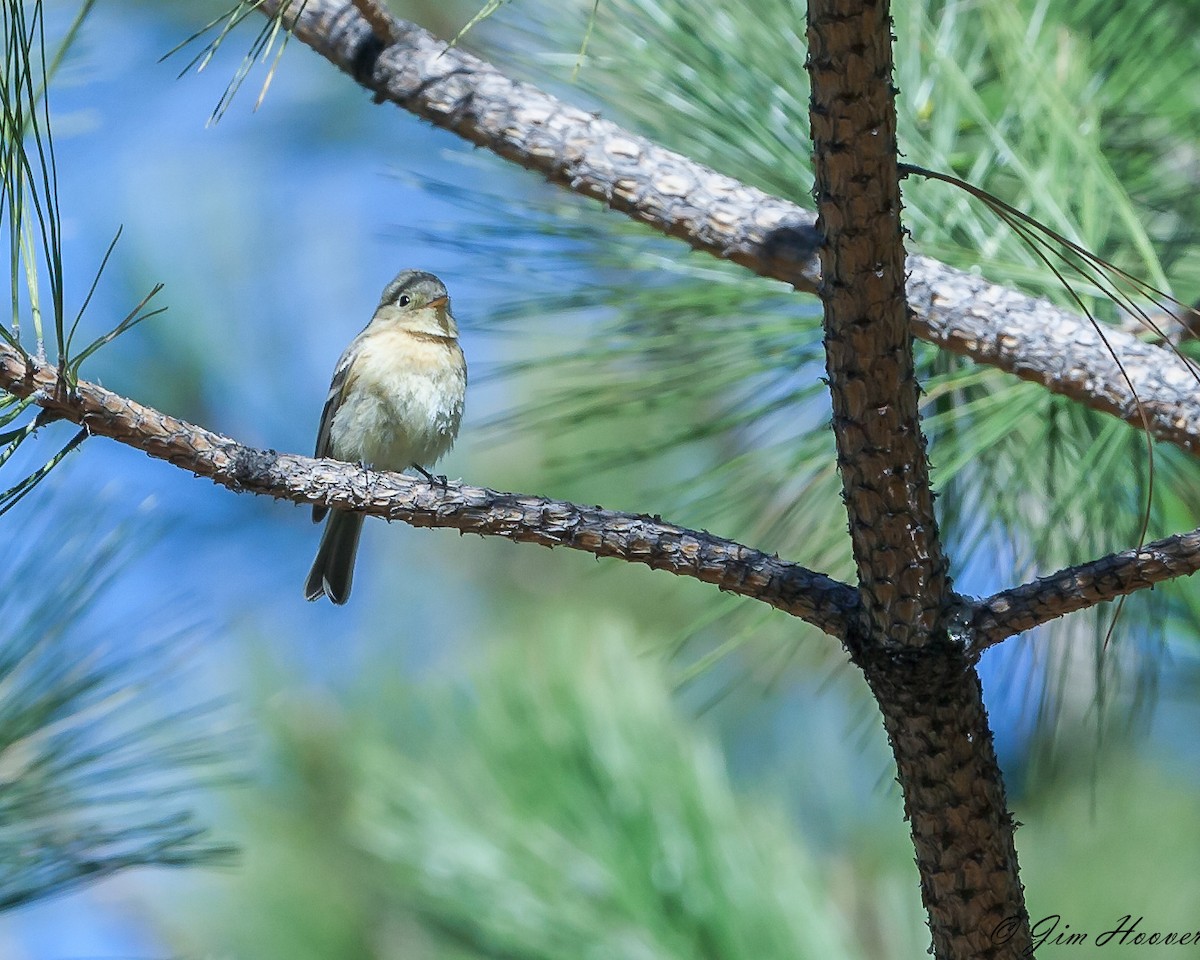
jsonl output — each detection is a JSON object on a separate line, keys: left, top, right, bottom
{"left": 428, "top": 295, "right": 449, "bottom": 310}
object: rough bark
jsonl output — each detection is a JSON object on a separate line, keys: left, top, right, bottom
{"left": 862, "top": 641, "right": 1028, "bottom": 960}
{"left": 807, "top": 0, "right": 948, "bottom": 642}
{"left": 905, "top": 259, "right": 1200, "bottom": 453}
{"left": 806, "top": 1, "right": 1029, "bottom": 956}
{"left": 972, "top": 527, "right": 1200, "bottom": 649}
{"left": 10, "top": 339, "right": 1198, "bottom": 654}
{"left": 255, "top": 0, "right": 1200, "bottom": 458}
{"left": 0, "top": 346, "right": 859, "bottom": 636}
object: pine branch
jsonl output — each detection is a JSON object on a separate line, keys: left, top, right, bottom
{"left": 971, "top": 528, "right": 1200, "bottom": 650}
{"left": 905, "top": 260, "right": 1200, "bottom": 454}
{"left": 255, "top": 0, "right": 1200, "bottom": 458}
{"left": 9, "top": 333, "right": 1194, "bottom": 652}
{"left": 0, "top": 344, "right": 860, "bottom": 638}
{"left": 9, "top": 336, "right": 1194, "bottom": 648}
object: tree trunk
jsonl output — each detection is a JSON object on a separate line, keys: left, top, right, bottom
{"left": 806, "top": 0, "right": 1033, "bottom": 955}
{"left": 859, "top": 641, "right": 1032, "bottom": 958}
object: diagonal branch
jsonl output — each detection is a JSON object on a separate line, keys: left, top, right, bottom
{"left": 0, "top": 345, "right": 861, "bottom": 638}
{"left": 970, "top": 528, "right": 1200, "bottom": 651}
{"left": 905, "top": 260, "right": 1200, "bottom": 454}
{"left": 255, "top": 0, "right": 1200, "bottom": 458}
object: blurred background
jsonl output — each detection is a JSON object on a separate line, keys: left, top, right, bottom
{"left": 3, "top": 0, "right": 1200, "bottom": 956}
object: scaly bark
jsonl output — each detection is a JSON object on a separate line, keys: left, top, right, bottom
{"left": 861, "top": 640, "right": 1029, "bottom": 960}
{"left": 0, "top": 346, "right": 860, "bottom": 636}
{"left": 972, "top": 528, "right": 1200, "bottom": 649}
{"left": 807, "top": 0, "right": 948, "bottom": 640}
{"left": 9, "top": 342, "right": 1198, "bottom": 657}
{"left": 806, "top": 1, "right": 1029, "bottom": 956}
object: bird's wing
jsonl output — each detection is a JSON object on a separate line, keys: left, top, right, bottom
{"left": 312, "top": 342, "right": 358, "bottom": 523}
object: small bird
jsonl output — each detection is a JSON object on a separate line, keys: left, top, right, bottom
{"left": 305, "top": 269, "right": 467, "bottom": 605}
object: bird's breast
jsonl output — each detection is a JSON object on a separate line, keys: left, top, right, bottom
{"left": 330, "top": 331, "right": 466, "bottom": 471}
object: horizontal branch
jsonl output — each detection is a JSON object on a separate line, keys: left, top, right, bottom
{"left": 970, "top": 528, "right": 1200, "bottom": 650}
{"left": 258, "top": 0, "right": 1200, "bottom": 457}
{"left": 9, "top": 341, "right": 1200, "bottom": 644}
{"left": 0, "top": 346, "right": 860, "bottom": 638}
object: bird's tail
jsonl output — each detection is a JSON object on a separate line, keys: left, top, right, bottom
{"left": 304, "top": 510, "right": 365, "bottom": 605}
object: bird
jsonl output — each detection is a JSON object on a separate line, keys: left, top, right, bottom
{"left": 304, "top": 269, "right": 467, "bottom": 605}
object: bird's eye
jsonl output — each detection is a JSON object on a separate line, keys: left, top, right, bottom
{"left": 398, "top": 295, "right": 411, "bottom": 307}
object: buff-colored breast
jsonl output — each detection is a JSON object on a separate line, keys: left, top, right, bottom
{"left": 329, "top": 329, "right": 466, "bottom": 471}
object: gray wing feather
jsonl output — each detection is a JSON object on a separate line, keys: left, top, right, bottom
{"left": 312, "top": 344, "right": 357, "bottom": 523}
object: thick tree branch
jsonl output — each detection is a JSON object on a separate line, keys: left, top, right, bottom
{"left": 0, "top": 346, "right": 860, "bottom": 637}
{"left": 971, "top": 527, "right": 1200, "bottom": 650}
{"left": 9, "top": 338, "right": 1195, "bottom": 653}
{"left": 9, "top": 339, "right": 1195, "bottom": 650}
{"left": 905, "top": 260, "right": 1200, "bottom": 454}
{"left": 257, "top": 0, "right": 1200, "bottom": 458}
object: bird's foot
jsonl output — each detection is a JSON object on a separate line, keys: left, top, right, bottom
{"left": 359, "top": 460, "right": 378, "bottom": 499}
{"left": 412, "top": 463, "right": 448, "bottom": 488}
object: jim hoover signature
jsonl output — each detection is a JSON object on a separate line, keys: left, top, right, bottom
{"left": 992, "top": 914, "right": 1200, "bottom": 951}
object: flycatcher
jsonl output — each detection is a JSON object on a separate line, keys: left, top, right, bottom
{"left": 305, "top": 269, "right": 467, "bottom": 605}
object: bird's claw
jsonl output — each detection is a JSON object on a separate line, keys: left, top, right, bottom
{"left": 412, "top": 463, "right": 448, "bottom": 488}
